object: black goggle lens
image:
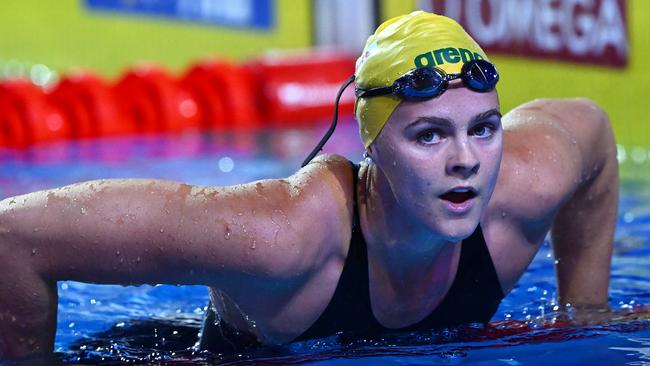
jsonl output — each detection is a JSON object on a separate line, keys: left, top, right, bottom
{"left": 395, "top": 67, "right": 446, "bottom": 101}
{"left": 461, "top": 59, "right": 499, "bottom": 92}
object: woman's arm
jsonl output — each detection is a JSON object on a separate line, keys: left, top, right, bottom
{"left": 546, "top": 99, "right": 618, "bottom": 307}
{"left": 504, "top": 98, "right": 618, "bottom": 307}
{"left": 486, "top": 98, "right": 617, "bottom": 301}
{"left": 0, "top": 157, "right": 353, "bottom": 360}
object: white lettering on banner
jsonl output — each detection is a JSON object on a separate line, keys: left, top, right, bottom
{"left": 535, "top": 0, "right": 562, "bottom": 51}
{"left": 434, "top": 0, "right": 628, "bottom": 65}
{"left": 442, "top": 0, "right": 462, "bottom": 22}
{"left": 177, "top": 0, "right": 253, "bottom": 25}
{"left": 594, "top": 0, "right": 627, "bottom": 55}
{"left": 503, "top": 0, "right": 535, "bottom": 44}
{"left": 466, "top": 0, "right": 503, "bottom": 45}
{"left": 562, "top": 0, "right": 594, "bottom": 55}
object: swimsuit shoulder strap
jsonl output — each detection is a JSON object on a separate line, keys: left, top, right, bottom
{"left": 351, "top": 162, "right": 361, "bottom": 229}
{"left": 292, "top": 160, "right": 378, "bottom": 341}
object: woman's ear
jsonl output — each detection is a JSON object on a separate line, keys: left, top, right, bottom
{"left": 363, "top": 146, "right": 374, "bottom": 163}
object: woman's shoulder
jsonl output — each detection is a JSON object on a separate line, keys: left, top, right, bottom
{"left": 297, "top": 153, "right": 357, "bottom": 223}
{"left": 283, "top": 153, "right": 358, "bottom": 262}
{"left": 298, "top": 153, "right": 357, "bottom": 198}
{"left": 488, "top": 97, "right": 607, "bottom": 228}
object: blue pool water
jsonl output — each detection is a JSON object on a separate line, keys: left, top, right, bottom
{"left": 1, "top": 119, "right": 649, "bottom": 365}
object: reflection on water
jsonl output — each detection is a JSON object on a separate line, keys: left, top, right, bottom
{"left": 0, "top": 119, "right": 364, "bottom": 197}
{"left": 56, "top": 317, "right": 650, "bottom": 365}
{"left": 611, "top": 337, "right": 650, "bottom": 366}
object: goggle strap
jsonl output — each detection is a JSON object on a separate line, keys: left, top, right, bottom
{"left": 301, "top": 74, "right": 356, "bottom": 168}
{"left": 356, "top": 86, "right": 393, "bottom": 98}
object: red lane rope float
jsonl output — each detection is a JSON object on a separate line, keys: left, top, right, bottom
{"left": 114, "top": 65, "right": 201, "bottom": 135}
{"left": 0, "top": 80, "right": 71, "bottom": 149}
{"left": 49, "top": 71, "right": 135, "bottom": 139}
{"left": 1, "top": 52, "right": 363, "bottom": 149}
{"left": 244, "top": 51, "right": 356, "bottom": 127}
{"left": 181, "top": 59, "right": 260, "bottom": 131}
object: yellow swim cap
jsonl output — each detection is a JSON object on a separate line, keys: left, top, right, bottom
{"left": 355, "top": 11, "right": 490, "bottom": 148}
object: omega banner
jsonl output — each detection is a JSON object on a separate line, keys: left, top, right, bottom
{"left": 424, "top": 0, "right": 628, "bottom": 67}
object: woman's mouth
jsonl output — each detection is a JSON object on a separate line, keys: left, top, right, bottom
{"left": 439, "top": 187, "right": 478, "bottom": 214}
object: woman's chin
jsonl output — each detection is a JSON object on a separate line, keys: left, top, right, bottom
{"left": 433, "top": 218, "right": 480, "bottom": 243}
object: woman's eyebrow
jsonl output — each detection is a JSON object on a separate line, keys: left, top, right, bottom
{"left": 406, "top": 116, "right": 453, "bottom": 130}
{"left": 406, "top": 109, "right": 502, "bottom": 130}
{"left": 470, "top": 109, "right": 502, "bottom": 125}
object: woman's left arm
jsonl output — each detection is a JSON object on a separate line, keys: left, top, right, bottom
{"left": 546, "top": 98, "right": 619, "bottom": 307}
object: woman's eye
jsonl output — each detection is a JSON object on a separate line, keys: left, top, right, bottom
{"left": 471, "top": 124, "right": 496, "bottom": 138}
{"left": 418, "top": 130, "right": 441, "bottom": 144}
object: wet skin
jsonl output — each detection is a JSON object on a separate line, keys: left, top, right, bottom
{"left": 0, "top": 91, "right": 618, "bottom": 359}
{"left": 357, "top": 85, "right": 503, "bottom": 327}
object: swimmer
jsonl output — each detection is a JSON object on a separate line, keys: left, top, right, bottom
{"left": 0, "top": 11, "right": 618, "bottom": 360}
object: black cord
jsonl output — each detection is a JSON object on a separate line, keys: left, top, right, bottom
{"left": 301, "top": 75, "right": 356, "bottom": 168}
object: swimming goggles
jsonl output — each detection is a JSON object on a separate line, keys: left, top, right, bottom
{"left": 355, "top": 59, "right": 499, "bottom": 101}
{"left": 301, "top": 60, "right": 499, "bottom": 167}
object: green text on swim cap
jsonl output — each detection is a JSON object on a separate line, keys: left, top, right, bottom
{"left": 414, "top": 47, "right": 484, "bottom": 68}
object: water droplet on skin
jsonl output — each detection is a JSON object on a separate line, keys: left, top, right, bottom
{"left": 116, "top": 250, "right": 121, "bottom": 256}
{"left": 136, "top": 256, "right": 141, "bottom": 263}
{"left": 31, "top": 248, "right": 37, "bottom": 255}
{"left": 250, "top": 240, "right": 257, "bottom": 250}
{"left": 33, "top": 228, "right": 39, "bottom": 232}
{"left": 501, "top": 211, "right": 507, "bottom": 218}
{"left": 160, "top": 227, "right": 165, "bottom": 233}
{"left": 224, "top": 226, "right": 231, "bottom": 240}
{"left": 237, "top": 212, "right": 243, "bottom": 216}
{"left": 80, "top": 207, "right": 87, "bottom": 215}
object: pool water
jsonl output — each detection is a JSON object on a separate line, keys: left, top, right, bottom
{"left": 1, "top": 119, "right": 649, "bottom": 365}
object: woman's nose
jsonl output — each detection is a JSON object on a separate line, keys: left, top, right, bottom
{"left": 446, "top": 140, "right": 480, "bottom": 178}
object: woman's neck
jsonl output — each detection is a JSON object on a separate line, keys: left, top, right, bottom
{"left": 358, "top": 163, "right": 460, "bottom": 283}
{"left": 357, "top": 162, "right": 462, "bottom": 307}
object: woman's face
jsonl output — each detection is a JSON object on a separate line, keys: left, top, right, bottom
{"left": 369, "top": 84, "right": 502, "bottom": 242}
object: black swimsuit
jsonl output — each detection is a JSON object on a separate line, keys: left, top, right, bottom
{"left": 199, "top": 162, "right": 505, "bottom": 351}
